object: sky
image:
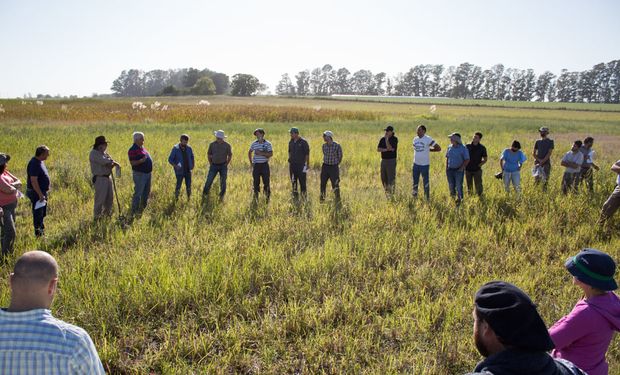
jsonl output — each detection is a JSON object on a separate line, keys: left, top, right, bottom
{"left": 1, "top": 0, "right": 619, "bottom": 98}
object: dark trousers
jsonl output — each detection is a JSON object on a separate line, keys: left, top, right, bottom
{"left": 320, "top": 164, "right": 340, "bottom": 200}
{"left": 1, "top": 201, "right": 17, "bottom": 256}
{"left": 381, "top": 158, "right": 396, "bottom": 195}
{"left": 175, "top": 172, "right": 192, "bottom": 198}
{"left": 535, "top": 163, "right": 551, "bottom": 190}
{"left": 289, "top": 163, "right": 307, "bottom": 196}
{"left": 253, "top": 163, "right": 270, "bottom": 198}
{"left": 203, "top": 164, "right": 228, "bottom": 198}
{"left": 27, "top": 190, "right": 47, "bottom": 237}
{"left": 561, "top": 172, "right": 579, "bottom": 194}
{"left": 465, "top": 169, "right": 483, "bottom": 196}
{"left": 600, "top": 185, "right": 620, "bottom": 222}
{"left": 578, "top": 167, "right": 594, "bottom": 193}
{"left": 412, "top": 163, "right": 430, "bottom": 198}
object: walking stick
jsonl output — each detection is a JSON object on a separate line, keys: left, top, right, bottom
{"left": 111, "top": 170, "right": 126, "bottom": 224}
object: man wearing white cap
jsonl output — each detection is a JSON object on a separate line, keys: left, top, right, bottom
{"left": 320, "top": 131, "right": 343, "bottom": 201}
{"left": 203, "top": 130, "right": 233, "bottom": 200}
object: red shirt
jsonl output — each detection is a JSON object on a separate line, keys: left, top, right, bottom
{"left": 0, "top": 170, "right": 18, "bottom": 206}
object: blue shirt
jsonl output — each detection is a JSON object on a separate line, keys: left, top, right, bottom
{"left": 128, "top": 143, "right": 153, "bottom": 173}
{"left": 0, "top": 308, "right": 105, "bottom": 374}
{"left": 167, "top": 144, "right": 194, "bottom": 175}
{"left": 445, "top": 144, "right": 470, "bottom": 169}
{"left": 501, "top": 149, "right": 527, "bottom": 172}
{"left": 26, "top": 157, "right": 50, "bottom": 192}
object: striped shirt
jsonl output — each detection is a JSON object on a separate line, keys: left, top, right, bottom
{"left": 249, "top": 140, "right": 273, "bottom": 164}
{"left": 322, "top": 142, "right": 343, "bottom": 165}
{"left": 0, "top": 308, "right": 105, "bottom": 374}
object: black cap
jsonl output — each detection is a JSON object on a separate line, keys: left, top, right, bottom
{"left": 475, "top": 281, "right": 554, "bottom": 351}
{"left": 93, "top": 135, "right": 109, "bottom": 148}
{"left": 384, "top": 125, "right": 394, "bottom": 132}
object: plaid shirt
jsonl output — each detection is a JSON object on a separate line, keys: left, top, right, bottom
{"left": 322, "top": 142, "right": 343, "bottom": 165}
{"left": 0, "top": 308, "right": 105, "bottom": 374}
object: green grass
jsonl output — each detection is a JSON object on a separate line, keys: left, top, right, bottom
{"left": 0, "top": 98, "right": 619, "bottom": 374}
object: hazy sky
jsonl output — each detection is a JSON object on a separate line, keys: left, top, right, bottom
{"left": 1, "top": 0, "right": 619, "bottom": 97}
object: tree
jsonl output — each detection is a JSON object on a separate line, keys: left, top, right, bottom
{"left": 534, "top": 71, "right": 556, "bottom": 102}
{"left": 295, "top": 70, "right": 310, "bottom": 96}
{"left": 190, "top": 76, "right": 216, "bottom": 95}
{"left": 276, "top": 74, "right": 296, "bottom": 95}
{"left": 230, "top": 74, "right": 261, "bottom": 96}
{"left": 183, "top": 68, "right": 202, "bottom": 88}
{"left": 210, "top": 73, "right": 230, "bottom": 95}
{"left": 334, "top": 68, "right": 350, "bottom": 94}
{"left": 350, "top": 70, "right": 374, "bottom": 95}
{"left": 159, "top": 85, "right": 179, "bottom": 96}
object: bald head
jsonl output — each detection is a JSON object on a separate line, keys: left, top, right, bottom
{"left": 12, "top": 251, "right": 58, "bottom": 287}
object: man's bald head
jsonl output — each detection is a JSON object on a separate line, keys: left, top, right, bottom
{"left": 11, "top": 251, "right": 58, "bottom": 288}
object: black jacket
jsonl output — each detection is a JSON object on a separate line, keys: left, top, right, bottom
{"left": 466, "top": 349, "right": 586, "bottom": 375}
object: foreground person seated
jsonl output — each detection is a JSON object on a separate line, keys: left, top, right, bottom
{"left": 0, "top": 251, "right": 105, "bottom": 374}
{"left": 466, "top": 281, "right": 585, "bottom": 375}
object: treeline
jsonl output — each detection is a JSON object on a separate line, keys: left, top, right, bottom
{"left": 111, "top": 68, "right": 230, "bottom": 97}
{"left": 276, "top": 60, "right": 620, "bottom": 103}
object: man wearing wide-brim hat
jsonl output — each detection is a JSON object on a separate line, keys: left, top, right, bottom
{"left": 203, "top": 130, "right": 233, "bottom": 200}
{"left": 89, "top": 135, "right": 120, "bottom": 219}
{"left": 468, "top": 281, "right": 586, "bottom": 375}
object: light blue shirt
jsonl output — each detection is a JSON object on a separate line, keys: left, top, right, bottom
{"left": 501, "top": 149, "right": 527, "bottom": 172}
{"left": 0, "top": 308, "right": 105, "bottom": 374}
{"left": 445, "top": 144, "right": 470, "bottom": 169}
{"left": 249, "top": 139, "right": 273, "bottom": 164}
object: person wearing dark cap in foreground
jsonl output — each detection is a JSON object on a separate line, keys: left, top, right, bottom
{"left": 90, "top": 136, "right": 120, "bottom": 219}
{"left": 549, "top": 249, "right": 620, "bottom": 375}
{"left": 248, "top": 128, "right": 273, "bottom": 202}
{"left": 0, "top": 251, "right": 105, "bottom": 373}
{"left": 466, "top": 281, "right": 585, "bottom": 375}
{"left": 377, "top": 125, "right": 398, "bottom": 197}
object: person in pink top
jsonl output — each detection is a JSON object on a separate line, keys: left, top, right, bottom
{"left": 0, "top": 153, "right": 22, "bottom": 258}
{"left": 549, "top": 248, "right": 620, "bottom": 375}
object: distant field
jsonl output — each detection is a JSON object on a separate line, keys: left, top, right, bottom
{"left": 0, "top": 97, "right": 619, "bottom": 374}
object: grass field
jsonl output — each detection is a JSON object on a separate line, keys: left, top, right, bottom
{"left": 0, "top": 96, "right": 619, "bottom": 374}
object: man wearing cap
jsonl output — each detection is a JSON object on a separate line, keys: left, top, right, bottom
{"left": 534, "top": 127, "right": 555, "bottom": 190}
{"left": 599, "top": 158, "right": 620, "bottom": 223}
{"left": 248, "top": 128, "right": 273, "bottom": 201}
{"left": 90, "top": 136, "right": 120, "bottom": 219}
{"left": 26, "top": 145, "right": 51, "bottom": 237}
{"left": 412, "top": 125, "right": 441, "bottom": 200}
{"left": 377, "top": 125, "right": 398, "bottom": 196}
{"left": 445, "top": 133, "right": 470, "bottom": 205}
{"left": 203, "top": 130, "right": 233, "bottom": 200}
{"left": 0, "top": 251, "right": 105, "bottom": 373}
{"left": 168, "top": 134, "right": 195, "bottom": 199}
{"left": 467, "top": 281, "right": 586, "bottom": 375}
{"left": 549, "top": 249, "right": 620, "bottom": 375}
{"left": 465, "top": 132, "right": 487, "bottom": 197}
{"left": 320, "top": 130, "right": 343, "bottom": 202}
{"left": 288, "top": 127, "right": 310, "bottom": 199}
{"left": 560, "top": 140, "right": 584, "bottom": 195}
{"left": 0, "top": 153, "right": 21, "bottom": 257}
{"left": 128, "top": 131, "right": 153, "bottom": 215}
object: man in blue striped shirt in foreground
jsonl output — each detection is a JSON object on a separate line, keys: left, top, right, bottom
{"left": 0, "top": 251, "right": 105, "bottom": 374}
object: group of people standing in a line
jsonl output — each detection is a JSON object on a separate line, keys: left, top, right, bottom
{"left": 0, "top": 247, "right": 618, "bottom": 374}
{"left": 1, "top": 124, "right": 620, "bottom": 259}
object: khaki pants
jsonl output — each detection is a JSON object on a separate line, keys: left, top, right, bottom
{"left": 600, "top": 185, "right": 620, "bottom": 222}
{"left": 94, "top": 176, "right": 114, "bottom": 218}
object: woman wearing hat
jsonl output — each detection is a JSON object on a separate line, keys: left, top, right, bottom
{"left": 0, "top": 153, "right": 22, "bottom": 257}
{"left": 549, "top": 248, "right": 620, "bottom": 375}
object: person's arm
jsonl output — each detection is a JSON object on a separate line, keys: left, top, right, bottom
{"left": 540, "top": 148, "right": 553, "bottom": 165}
{"left": 430, "top": 141, "right": 441, "bottom": 152}
{"left": 305, "top": 141, "right": 310, "bottom": 166}
{"left": 207, "top": 144, "right": 213, "bottom": 164}
{"left": 479, "top": 147, "right": 488, "bottom": 167}
{"left": 377, "top": 139, "right": 387, "bottom": 152}
{"left": 500, "top": 151, "right": 506, "bottom": 170}
{"left": 561, "top": 155, "right": 580, "bottom": 169}
{"left": 548, "top": 304, "right": 592, "bottom": 351}
{"left": 6, "top": 172, "right": 22, "bottom": 189}
{"left": 190, "top": 148, "right": 195, "bottom": 170}
{"left": 533, "top": 143, "right": 540, "bottom": 163}
{"left": 460, "top": 159, "right": 470, "bottom": 171}
{"left": 248, "top": 148, "right": 253, "bottom": 165}
{"left": 611, "top": 161, "right": 620, "bottom": 174}
{"left": 30, "top": 177, "right": 45, "bottom": 201}
{"left": 168, "top": 148, "right": 177, "bottom": 167}
{"left": 337, "top": 144, "right": 343, "bottom": 164}
{"left": 385, "top": 136, "right": 393, "bottom": 151}
{"left": 226, "top": 146, "right": 232, "bottom": 166}
{"left": 0, "top": 178, "right": 16, "bottom": 194}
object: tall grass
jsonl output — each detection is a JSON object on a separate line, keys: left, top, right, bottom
{"left": 0, "top": 98, "right": 619, "bottom": 373}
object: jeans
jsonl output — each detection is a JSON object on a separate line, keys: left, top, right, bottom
{"left": 380, "top": 158, "right": 396, "bottom": 195}
{"left": 320, "top": 164, "right": 340, "bottom": 200}
{"left": 503, "top": 171, "right": 521, "bottom": 194}
{"left": 175, "top": 172, "right": 192, "bottom": 198}
{"left": 252, "top": 163, "right": 270, "bottom": 198}
{"left": 289, "top": 163, "right": 307, "bottom": 197}
{"left": 1, "top": 201, "right": 17, "bottom": 256}
{"left": 203, "top": 164, "right": 228, "bottom": 198}
{"left": 27, "top": 190, "right": 47, "bottom": 237}
{"left": 412, "top": 164, "right": 430, "bottom": 198}
{"left": 561, "top": 172, "right": 579, "bottom": 194}
{"left": 465, "top": 169, "right": 483, "bottom": 196}
{"left": 131, "top": 171, "right": 152, "bottom": 214}
{"left": 446, "top": 169, "right": 465, "bottom": 200}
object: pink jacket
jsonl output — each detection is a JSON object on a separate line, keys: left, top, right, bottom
{"left": 549, "top": 292, "right": 620, "bottom": 375}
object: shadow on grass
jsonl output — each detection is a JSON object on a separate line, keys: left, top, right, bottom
{"left": 289, "top": 194, "right": 313, "bottom": 219}
{"left": 41, "top": 218, "right": 116, "bottom": 253}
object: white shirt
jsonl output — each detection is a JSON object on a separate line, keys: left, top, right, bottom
{"left": 412, "top": 135, "right": 436, "bottom": 166}
{"left": 562, "top": 151, "right": 584, "bottom": 174}
{"left": 616, "top": 160, "right": 620, "bottom": 185}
